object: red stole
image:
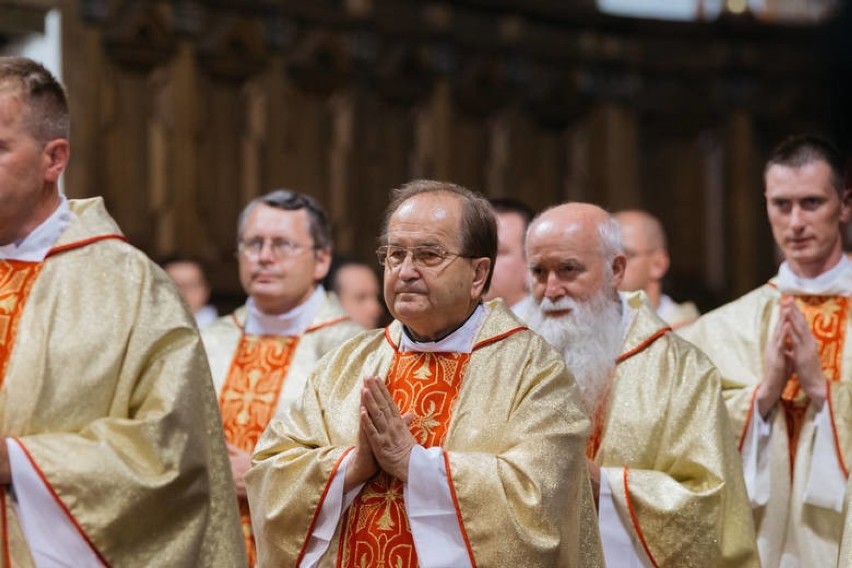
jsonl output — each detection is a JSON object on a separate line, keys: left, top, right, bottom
{"left": 0, "top": 260, "right": 44, "bottom": 386}
{"left": 220, "top": 333, "right": 300, "bottom": 566}
{"left": 781, "top": 295, "right": 849, "bottom": 475}
{"left": 338, "top": 350, "right": 471, "bottom": 568}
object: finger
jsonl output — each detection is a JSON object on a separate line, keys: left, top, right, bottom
{"left": 362, "top": 387, "right": 387, "bottom": 428}
{"left": 402, "top": 412, "right": 416, "bottom": 427}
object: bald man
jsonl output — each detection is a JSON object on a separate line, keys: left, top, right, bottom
{"left": 525, "top": 203, "right": 758, "bottom": 567}
{"left": 614, "top": 209, "right": 699, "bottom": 328}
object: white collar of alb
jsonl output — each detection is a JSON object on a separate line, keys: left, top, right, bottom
{"left": 0, "top": 194, "right": 71, "bottom": 262}
{"left": 244, "top": 285, "right": 325, "bottom": 336}
{"left": 776, "top": 255, "right": 852, "bottom": 296}
{"left": 399, "top": 303, "right": 487, "bottom": 354}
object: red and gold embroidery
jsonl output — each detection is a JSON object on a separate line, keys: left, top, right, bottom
{"left": 338, "top": 351, "right": 470, "bottom": 568}
{"left": 781, "top": 295, "right": 848, "bottom": 474}
{"left": 0, "top": 260, "right": 43, "bottom": 386}
{"left": 219, "top": 334, "right": 300, "bottom": 566}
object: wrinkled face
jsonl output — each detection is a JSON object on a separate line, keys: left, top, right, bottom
{"left": 0, "top": 90, "right": 66, "bottom": 245}
{"left": 237, "top": 204, "right": 331, "bottom": 315}
{"left": 383, "top": 192, "right": 489, "bottom": 340}
{"left": 165, "top": 261, "right": 210, "bottom": 314}
{"left": 483, "top": 211, "right": 528, "bottom": 305}
{"left": 336, "top": 264, "right": 383, "bottom": 329}
{"left": 765, "top": 161, "right": 851, "bottom": 277}
{"left": 526, "top": 217, "right": 619, "bottom": 317}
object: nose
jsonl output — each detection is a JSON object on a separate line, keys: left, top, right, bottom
{"left": 543, "top": 272, "right": 565, "bottom": 300}
{"left": 789, "top": 205, "right": 806, "bottom": 231}
{"left": 257, "top": 240, "right": 276, "bottom": 263}
{"left": 396, "top": 252, "right": 420, "bottom": 280}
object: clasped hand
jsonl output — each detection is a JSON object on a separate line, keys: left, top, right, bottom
{"left": 758, "top": 296, "right": 826, "bottom": 416}
{"left": 344, "top": 377, "right": 416, "bottom": 491}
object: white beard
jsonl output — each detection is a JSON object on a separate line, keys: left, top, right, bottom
{"left": 526, "top": 288, "right": 624, "bottom": 414}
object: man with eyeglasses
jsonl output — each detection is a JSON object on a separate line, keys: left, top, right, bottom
{"left": 613, "top": 209, "right": 699, "bottom": 329}
{"left": 201, "top": 189, "right": 363, "bottom": 565}
{"left": 245, "top": 179, "right": 603, "bottom": 566}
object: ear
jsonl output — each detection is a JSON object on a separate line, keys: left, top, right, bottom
{"left": 840, "top": 189, "right": 852, "bottom": 224}
{"left": 611, "top": 254, "right": 627, "bottom": 288}
{"left": 42, "top": 139, "right": 69, "bottom": 184}
{"left": 471, "top": 257, "right": 491, "bottom": 299}
{"left": 313, "top": 247, "right": 333, "bottom": 282}
{"left": 648, "top": 249, "right": 670, "bottom": 280}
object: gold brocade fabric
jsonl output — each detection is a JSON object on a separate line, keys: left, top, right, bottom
{"left": 598, "top": 293, "right": 759, "bottom": 567}
{"left": 203, "top": 295, "right": 362, "bottom": 566}
{"left": 246, "top": 301, "right": 604, "bottom": 567}
{"left": 681, "top": 284, "right": 852, "bottom": 567}
{"left": 0, "top": 198, "right": 245, "bottom": 567}
{"left": 781, "top": 296, "right": 848, "bottom": 474}
{"left": 221, "top": 334, "right": 300, "bottom": 566}
{"left": 339, "top": 351, "right": 469, "bottom": 567}
{"left": 0, "top": 260, "right": 42, "bottom": 385}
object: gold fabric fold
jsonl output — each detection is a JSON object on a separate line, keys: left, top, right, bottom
{"left": 599, "top": 294, "right": 759, "bottom": 567}
{"left": 682, "top": 284, "right": 852, "bottom": 566}
{"left": 246, "top": 301, "right": 603, "bottom": 567}
{"left": 1, "top": 198, "right": 246, "bottom": 566}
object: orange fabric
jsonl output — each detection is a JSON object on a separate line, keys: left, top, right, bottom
{"left": 219, "top": 334, "right": 300, "bottom": 567}
{"left": 781, "top": 295, "right": 848, "bottom": 476}
{"left": 0, "top": 260, "right": 43, "bottom": 386}
{"left": 338, "top": 351, "right": 470, "bottom": 568}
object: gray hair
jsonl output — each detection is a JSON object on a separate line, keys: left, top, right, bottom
{"left": 237, "top": 189, "right": 333, "bottom": 250}
{"left": 0, "top": 56, "right": 69, "bottom": 145}
{"left": 598, "top": 214, "right": 624, "bottom": 282}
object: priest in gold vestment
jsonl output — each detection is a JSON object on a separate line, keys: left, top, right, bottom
{"left": 0, "top": 57, "right": 244, "bottom": 566}
{"left": 202, "top": 190, "right": 363, "bottom": 564}
{"left": 524, "top": 203, "right": 759, "bottom": 567}
{"left": 246, "top": 180, "right": 603, "bottom": 567}
{"left": 681, "top": 134, "right": 852, "bottom": 567}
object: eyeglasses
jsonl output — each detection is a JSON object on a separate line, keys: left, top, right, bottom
{"left": 376, "top": 245, "right": 468, "bottom": 269}
{"left": 238, "top": 237, "right": 315, "bottom": 260}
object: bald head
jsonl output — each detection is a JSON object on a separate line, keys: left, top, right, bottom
{"left": 526, "top": 203, "right": 625, "bottom": 306}
{"left": 612, "top": 209, "right": 670, "bottom": 300}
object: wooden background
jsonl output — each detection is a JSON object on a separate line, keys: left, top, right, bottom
{"left": 1, "top": 0, "right": 847, "bottom": 312}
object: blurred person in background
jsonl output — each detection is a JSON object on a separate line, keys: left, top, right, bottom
{"left": 162, "top": 255, "right": 218, "bottom": 327}
{"left": 614, "top": 209, "right": 699, "bottom": 329}
{"left": 202, "top": 189, "right": 363, "bottom": 565}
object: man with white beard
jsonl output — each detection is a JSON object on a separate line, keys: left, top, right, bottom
{"left": 525, "top": 202, "right": 759, "bottom": 568}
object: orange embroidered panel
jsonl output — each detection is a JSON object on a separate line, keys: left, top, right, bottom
{"left": 219, "top": 333, "right": 300, "bottom": 565}
{"left": 0, "top": 260, "right": 43, "bottom": 386}
{"left": 338, "top": 351, "right": 471, "bottom": 568}
{"left": 781, "top": 295, "right": 849, "bottom": 474}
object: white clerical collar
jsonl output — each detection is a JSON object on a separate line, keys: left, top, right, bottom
{"left": 0, "top": 194, "right": 71, "bottom": 262}
{"left": 776, "top": 255, "right": 852, "bottom": 296}
{"left": 244, "top": 285, "right": 326, "bottom": 336}
{"left": 399, "top": 303, "right": 486, "bottom": 354}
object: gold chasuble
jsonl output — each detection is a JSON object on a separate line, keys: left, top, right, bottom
{"left": 0, "top": 198, "right": 244, "bottom": 566}
{"left": 246, "top": 301, "right": 603, "bottom": 567}
{"left": 204, "top": 298, "right": 362, "bottom": 565}
{"left": 339, "top": 349, "right": 470, "bottom": 567}
{"left": 681, "top": 282, "right": 852, "bottom": 567}
{"left": 594, "top": 294, "right": 758, "bottom": 567}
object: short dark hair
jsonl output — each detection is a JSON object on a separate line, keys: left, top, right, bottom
{"left": 0, "top": 56, "right": 69, "bottom": 145}
{"left": 765, "top": 134, "right": 847, "bottom": 196}
{"left": 237, "top": 189, "right": 333, "bottom": 250}
{"left": 488, "top": 197, "right": 536, "bottom": 228}
{"left": 380, "top": 179, "right": 497, "bottom": 293}
{"left": 324, "top": 254, "right": 376, "bottom": 293}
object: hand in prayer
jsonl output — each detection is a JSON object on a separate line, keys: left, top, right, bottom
{"left": 344, "top": 388, "right": 380, "bottom": 492}
{"left": 227, "top": 443, "right": 252, "bottom": 498}
{"left": 361, "top": 376, "right": 417, "bottom": 482}
{"left": 781, "top": 298, "right": 826, "bottom": 407}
